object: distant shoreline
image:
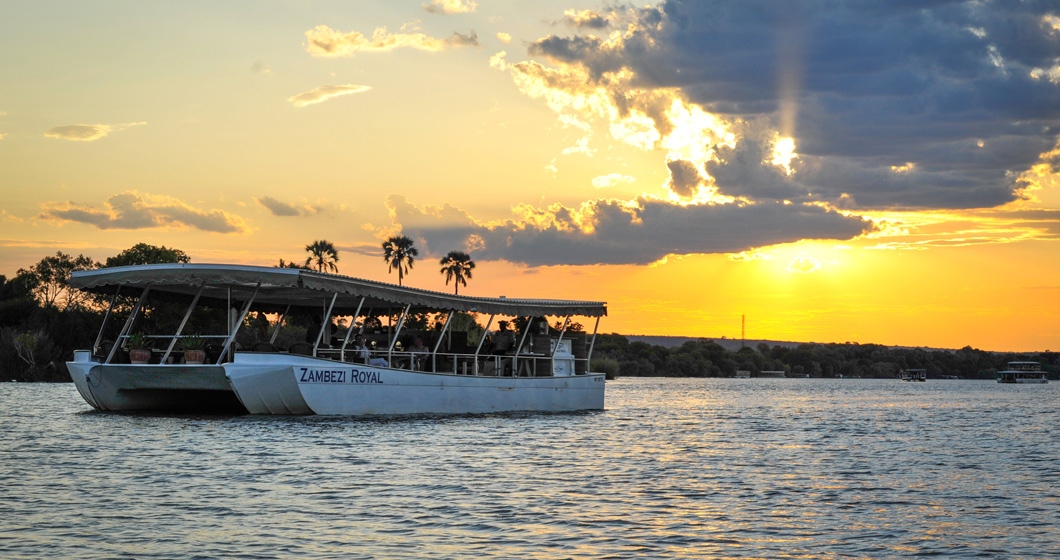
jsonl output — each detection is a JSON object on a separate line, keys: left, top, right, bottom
{"left": 623, "top": 335, "right": 1027, "bottom": 354}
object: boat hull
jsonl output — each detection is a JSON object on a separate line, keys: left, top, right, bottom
{"left": 225, "top": 353, "right": 605, "bottom": 416}
{"left": 67, "top": 353, "right": 246, "bottom": 413}
{"left": 68, "top": 351, "right": 605, "bottom": 416}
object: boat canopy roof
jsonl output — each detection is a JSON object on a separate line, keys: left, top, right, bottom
{"left": 69, "top": 263, "right": 607, "bottom": 318}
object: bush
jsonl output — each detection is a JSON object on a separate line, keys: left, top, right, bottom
{"left": 591, "top": 357, "right": 619, "bottom": 377}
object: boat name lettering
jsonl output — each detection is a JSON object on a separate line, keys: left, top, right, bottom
{"left": 297, "top": 367, "right": 383, "bottom": 384}
{"left": 299, "top": 368, "right": 347, "bottom": 383}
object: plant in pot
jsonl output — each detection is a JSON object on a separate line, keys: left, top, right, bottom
{"left": 181, "top": 334, "right": 207, "bottom": 364}
{"left": 127, "top": 333, "right": 152, "bottom": 364}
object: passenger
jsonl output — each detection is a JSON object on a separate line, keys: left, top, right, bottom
{"left": 409, "top": 336, "right": 429, "bottom": 370}
{"left": 352, "top": 335, "right": 388, "bottom": 367}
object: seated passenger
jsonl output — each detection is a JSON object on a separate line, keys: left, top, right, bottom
{"left": 409, "top": 336, "right": 429, "bottom": 370}
{"left": 352, "top": 335, "right": 388, "bottom": 367}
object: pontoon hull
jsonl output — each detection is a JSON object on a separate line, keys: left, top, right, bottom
{"left": 225, "top": 353, "right": 605, "bottom": 416}
{"left": 67, "top": 357, "right": 246, "bottom": 413}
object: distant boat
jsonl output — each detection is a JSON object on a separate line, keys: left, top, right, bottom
{"left": 996, "top": 362, "right": 1048, "bottom": 384}
{"left": 899, "top": 368, "right": 927, "bottom": 382}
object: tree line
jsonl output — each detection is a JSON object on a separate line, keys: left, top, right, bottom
{"left": 589, "top": 334, "right": 1059, "bottom": 380}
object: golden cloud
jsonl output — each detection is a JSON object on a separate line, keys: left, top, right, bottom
{"left": 287, "top": 84, "right": 371, "bottom": 107}
{"left": 305, "top": 25, "right": 477, "bottom": 57}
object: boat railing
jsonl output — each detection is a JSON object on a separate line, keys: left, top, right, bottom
{"left": 261, "top": 346, "right": 591, "bottom": 377}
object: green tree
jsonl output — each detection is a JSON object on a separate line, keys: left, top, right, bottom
{"left": 16, "top": 252, "right": 98, "bottom": 309}
{"left": 304, "top": 240, "right": 340, "bottom": 273}
{"left": 382, "top": 235, "right": 418, "bottom": 286}
{"left": 439, "top": 251, "right": 475, "bottom": 295}
{"left": 105, "top": 243, "right": 189, "bottom": 267}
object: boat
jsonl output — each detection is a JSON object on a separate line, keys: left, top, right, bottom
{"left": 996, "top": 361, "right": 1048, "bottom": 384}
{"left": 66, "top": 264, "right": 607, "bottom": 415}
{"left": 899, "top": 368, "right": 927, "bottom": 382}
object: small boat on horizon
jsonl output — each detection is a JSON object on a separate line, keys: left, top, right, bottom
{"left": 996, "top": 361, "right": 1048, "bottom": 384}
{"left": 66, "top": 264, "right": 607, "bottom": 415}
{"left": 899, "top": 369, "right": 927, "bottom": 382}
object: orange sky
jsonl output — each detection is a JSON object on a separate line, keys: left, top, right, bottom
{"left": 1, "top": 1, "right": 1058, "bottom": 351}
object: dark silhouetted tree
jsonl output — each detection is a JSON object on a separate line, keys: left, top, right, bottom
{"left": 439, "top": 251, "right": 475, "bottom": 295}
{"left": 382, "top": 235, "right": 417, "bottom": 286}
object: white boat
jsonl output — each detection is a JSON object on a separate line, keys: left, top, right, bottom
{"left": 996, "top": 361, "right": 1048, "bottom": 384}
{"left": 66, "top": 264, "right": 607, "bottom": 415}
{"left": 899, "top": 368, "right": 927, "bottom": 382}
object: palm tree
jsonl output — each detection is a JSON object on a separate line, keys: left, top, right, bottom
{"left": 439, "top": 251, "right": 475, "bottom": 295}
{"left": 304, "top": 240, "right": 340, "bottom": 273}
{"left": 382, "top": 235, "right": 418, "bottom": 286}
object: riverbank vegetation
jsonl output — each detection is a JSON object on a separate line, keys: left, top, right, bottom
{"left": 591, "top": 334, "right": 1058, "bottom": 380}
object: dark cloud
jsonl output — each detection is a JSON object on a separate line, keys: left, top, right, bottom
{"left": 38, "top": 192, "right": 249, "bottom": 234}
{"left": 527, "top": 0, "right": 1060, "bottom": 210}
{"left": 387, "top": 194, "right": 874, "bottom": 266}
{"left": 257, "top": 196, "right": 301, "bottom": 217}
{"left": 666, "top": 159, "right": 703, "bottom": 197}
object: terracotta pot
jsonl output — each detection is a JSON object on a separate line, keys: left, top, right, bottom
{"left": 184, "top": 349, "right": 206, "bottom": 364}
{"left": 129, "top": 349, "right": 152, "bottom": 364}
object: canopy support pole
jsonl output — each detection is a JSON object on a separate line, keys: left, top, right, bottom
{"left": 340, "top": 297, "right": 365, "bottom": 362}
{"left": 431, "top": 311, "right": 454, "bottom": 373}
{"left": 216, "top": 283, "right": 260, "bottom": 364}
{"left": 92, "top": 284, "right": 123, "bottom": 356}
{"left": 269, "top": 304, "right": 290, "bottom": 344}
{"left": 586, "top": 316, "right": 601, "bottom": 372}
{"left": 106, "top": 284, "right": 152, "bottom": 364}
{"left": 161, "top": 281, "right": 206, "bottom": 364}
{"left": 472, "top": 314, "right": 495, "bottom": 375}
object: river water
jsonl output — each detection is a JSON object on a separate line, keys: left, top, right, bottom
{"left": 1, "top": 378, "right": 1057, "bottom": 559}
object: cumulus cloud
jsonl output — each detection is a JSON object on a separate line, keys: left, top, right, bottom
{"left": 666, "top": 159, "right": 703, "bottom": 197}
{"left": 43, "top": 122, "right": 145, "bottom": 142}
{"left": 384, "top": 194, "right": 874, "bottom": 266}
{"left": 505, "top": 1, "right": 1060, "bottom": 211}
{"left": 424, "top": 0, "right": 476, "bottom": 15}
{"left": 592, "top": 173, "right": 635, "bottom": 189}
{"left": 305, "top": 25, "right": 478, "bottom": 57}
{"left": 562, "top": 9, "right": 611, "bottom": 30}
{"left": 38, "top": 191, "right": 250, "bottom": 234}
{"left": 287, "top": 84, "right": 371, "bottom": 107}
{"left": 496, "top": 32, "right": 512, "bottom": 44}
{"left": 787, "top": 256, "right": 821, "bottom": 273}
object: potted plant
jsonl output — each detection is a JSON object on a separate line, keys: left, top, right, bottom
{"left": 127, "top": 332, "right": 152, "bottom": 364}
{"left": 181, "top": 334, "right": 207, "bottom": 364}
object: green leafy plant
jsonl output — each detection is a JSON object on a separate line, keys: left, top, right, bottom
{"left": 181, "top": 334, "right": 206, "bottom": 350}
{"left": 126, "top": 332, "right": 150, "bottom": 350}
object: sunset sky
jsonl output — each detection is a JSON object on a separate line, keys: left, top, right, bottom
{"left": 2, "top": 0, "right": 1059, "bottom": 351}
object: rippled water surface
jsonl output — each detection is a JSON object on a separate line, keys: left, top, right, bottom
{"left": 2, "top": 378, "right": 1058, "bottom": 559}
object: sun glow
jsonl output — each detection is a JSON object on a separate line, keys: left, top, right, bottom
{"left": 771, "top": 136, "right": 796, "bottom": 175}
